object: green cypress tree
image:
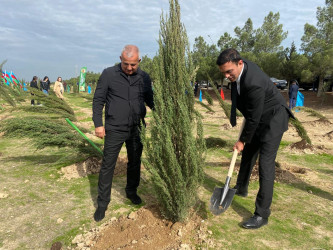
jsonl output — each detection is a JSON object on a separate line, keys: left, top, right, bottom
{"left": 203, "top": 89, "right": 213, "bottom": 105}
{"left": 141, "top": 0, "right": 205, "bottom": 222}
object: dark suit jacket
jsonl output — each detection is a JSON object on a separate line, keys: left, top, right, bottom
{"left": 235, "top": 59, "right": 294, "bottom": 143}
{"left": 289, "top": 84, "right": 299, "bottom": 99}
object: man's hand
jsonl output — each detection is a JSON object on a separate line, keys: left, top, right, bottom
{"left": 233, "top": 140, "right": 245, "bottom": 153}
{"left": 95, "top": 126, "right": 105, "bottom": 139}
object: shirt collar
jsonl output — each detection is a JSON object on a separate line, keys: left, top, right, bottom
{"left": 236, "top": 63, "right": 244, "bottom": 85}
{"left": 236, "top": 63, "right": 244, "bottom": 94}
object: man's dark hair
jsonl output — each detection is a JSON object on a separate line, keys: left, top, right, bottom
{"left": 216, "top": 48, "right": 242, "bottom": 66}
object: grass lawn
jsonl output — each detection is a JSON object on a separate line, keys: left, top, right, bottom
{"left": 0, "top": 92, "right": 332, "bottom": 249}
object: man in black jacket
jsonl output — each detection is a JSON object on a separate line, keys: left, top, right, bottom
{"left": 92, "top": 45, "right": 154, "bottom": 222}
{"left": 217, "top": 49, "right": 293, "bottom": 229}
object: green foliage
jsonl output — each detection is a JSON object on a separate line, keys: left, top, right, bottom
{"left": 141, "top": 0, "right": 205, "bottom": 222}
{"left": 29, "top": 88, "right": 75, "bottom": 116}
{"left": 196, "top": 100, "right": 214, "bottom": 112}
{"left": 64, "top": 71, "right": 101, "bottom": 94}
{"left": 298, "top": 106, "right": 328, "bottom": 120}
{"left": 203, "top": 90, "right": 213, "bottom": 105}
{"left": 192, "top": 36, "right": 221, "bottom": 82}
{"left": 234, "top": 18, "right": 255, "bottom": 53}
{"left": 140, "top": 55, "right": 159, "bottom": 83}
{"left": 16, "top": 106, "right": 77, "bottom": 121}
{"left": 301, "top": 1, "right": 333, "bottom": 97}
{"left": 253, "top": 12, "right": 288, "bottom": 54}
{"left": 0, "top": 83, "right": 16, "bottom": 107}
{"left": 209, "top": 79, "right": 243, "bottom": 119}
{"left": 256, "top": 52, "right": 284, "bottom": 78}
{"left": 0, "top": 116, "right": 101, "bottom": 156}
{"left": 289, "top": 117, "right": 312, "bottom": 145}
{"left": 0, "top": 117, "right": 79, "bottom": 148}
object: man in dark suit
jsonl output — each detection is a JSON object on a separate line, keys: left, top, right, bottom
{"left": 217, "top": 48, "right": 294, "bottom": 229}
{"left": 92, "top": 45, "right": 154, "bottom": 222}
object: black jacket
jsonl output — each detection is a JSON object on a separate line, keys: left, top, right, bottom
{"left": 30, "top": 80, "right": 38, "bottom": 89}
{"left": 93, "top": 64, "right": 154, "bottom": 129}
{"left": 234, "top": 59, "right": 294, "bottom": 143}
{"left": 289, "top": 84, "right": 299, "bottom": 99}
{"left": 40, "top": 80, "right": 50, "bottom": 90}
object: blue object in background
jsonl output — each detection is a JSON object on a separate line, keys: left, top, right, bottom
{"left": 199, "top": 89, "right": 202, "bottom": 102}
{"left": 88, "top": 85, "right": 91, "bottom": 94}
{"left": 296, "top": 91, "right": 304, "bottom": 107}
{"left": 295, "top": 91, "right": 304, "bottom": 112}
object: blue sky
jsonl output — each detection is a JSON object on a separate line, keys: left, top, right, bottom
{"left": 0, "top": 0, "right": 325, "bottom": 82}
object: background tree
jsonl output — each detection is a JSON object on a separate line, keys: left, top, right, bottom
{"left": 301, "top": 0, "right": 333, "bottom": 96}
{"left": 234, "top": 18, "right": 255, "bottom": 53}
{"left": 140, "top": 55, "right": 159, "bottom": 83}
{"left": 141, "top": 0, "right": 205, "bottom": 222}
{"left": 282, "top": 42, "right": 311, "bottom": 84}
{"left": 192, "top": 36, "right": 220, "bottom": 82}
{"left": 217, "top": 32, "right": 237, "bottom": 51}
{"left": 253, "top": 12, "right": 288, "bottom": 54}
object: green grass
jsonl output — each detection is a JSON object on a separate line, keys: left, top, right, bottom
{"left": 286, "top": 153, "right": 333, "bottom": 167}
{"left": 0, "top": 93, "right": 332, "bottom": 249}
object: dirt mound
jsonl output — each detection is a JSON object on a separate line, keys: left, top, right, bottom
{"left": 60, "top": 156, "right": 128, "bottom": 180}
{"left": 290, "top": 139, "right": 313, "bottom": 151}
{"left": 324, "top": 130, "right": 333, "bottom": 140}
{"left": 71, "top": 206, "right": 213, "bottom": 250}
{"left": 221, "top": 123, "right": 232, "bottom": 130}
{"left": 235, "top": 163, "right": 307, "bottom": 184}
{"left": 283, "top": 139, "right": 329, "bottom": 154}
{"left": 305, "top": 118, "right": 332, "bottom": 126}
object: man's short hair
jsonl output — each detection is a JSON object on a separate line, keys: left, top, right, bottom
{"left": 216, "top": 48, "right": 242, "bottom": 66}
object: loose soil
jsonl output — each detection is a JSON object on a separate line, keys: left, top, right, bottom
{"left": 69, "top": 206, "right": 212, "bottom": 250}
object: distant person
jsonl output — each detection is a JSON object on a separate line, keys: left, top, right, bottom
{"left": 54, "top": 77, "right": 64, "bottom": 99}
{"left": 289, "top": 80, "right": 299, "bottom": 110}
{"left": 92, "top": 45, "right": 154, "bottom": 222}
{"left": 216, "top": 48, "right": 294, "bottom": 229}
{"left": 194, "top": 81, "right": 199, "bottom": 96}
{"left": 30, "top": 76, "right": 38, "bottom": 106}
{"left": 63, "top": 81, "right": 67, "bottom": 92}
{"left": 40, "top": 76, "right": 50, "bottom": 95}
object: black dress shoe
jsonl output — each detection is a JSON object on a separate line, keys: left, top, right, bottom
{"left": 94, "top": 206, "right": 107, "bottom": 222}
{"left": 242, "top": 215, "right": 268, "bottom": 229}
{"left": 233, "top": 185, "right": 248, "bottom": 197}
{"left": 126, "top": 193, "right": 142, "bottom": 205}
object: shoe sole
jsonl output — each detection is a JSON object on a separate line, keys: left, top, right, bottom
{"left": 242, "top": 221, "right": 268, "bottom": 229}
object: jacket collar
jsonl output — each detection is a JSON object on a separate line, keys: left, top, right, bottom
{"left": 116, "top": 63, "right": 142, "bottom": 76}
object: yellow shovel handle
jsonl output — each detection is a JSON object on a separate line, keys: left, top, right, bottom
{"left": 227, "top": 118, "right": 246, "bottom": 177}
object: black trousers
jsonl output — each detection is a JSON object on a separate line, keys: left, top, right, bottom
{"left": 235, "top": 132, "right": 283, "bottom": 218}
{"left": 97, "top": 125, "right": 143, "bottom": 208}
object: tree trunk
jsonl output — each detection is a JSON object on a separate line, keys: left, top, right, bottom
{"left": 317, "top": 76, "right": 324, "bottom": 97}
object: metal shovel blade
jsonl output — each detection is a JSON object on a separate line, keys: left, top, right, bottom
{"left": 210, "top": 186, "right": 236, "bottom": 215}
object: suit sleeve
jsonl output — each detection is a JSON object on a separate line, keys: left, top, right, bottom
{"left": 143, "top": 73, "right": 154, "bottom": 110}
{"left": 92, "top": 70, "right": 108, "bottom": 128}
{"left": 239, "top": 85, "right": 265, "bottom": 143}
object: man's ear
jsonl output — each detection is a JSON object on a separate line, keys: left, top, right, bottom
{"left": 138, "top": 59, "right": 141, "bottom": 63}
{"left": 119, "top": 56, "right": 122, "bottom": 61}
{"left": 238, "top": 59, "right": 243, "bottom": 66}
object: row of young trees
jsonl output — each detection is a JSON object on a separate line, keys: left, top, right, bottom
{"left": 141, "top": 0, "right": 333, "bottom": 97}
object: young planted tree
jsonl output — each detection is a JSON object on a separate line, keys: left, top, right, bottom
{"left": 141, "top": 0, "right": 205, "bottom": 222}
{"left": 203, "top": 90, "right": 213, "bottom": 105}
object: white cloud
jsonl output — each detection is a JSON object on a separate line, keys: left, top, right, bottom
{"left": 0, "top": 0, "right": 325, "bottom": 81}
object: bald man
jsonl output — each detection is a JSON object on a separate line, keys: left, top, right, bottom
{"left": 92, "top": 45, "right": 154, "bottom": 222}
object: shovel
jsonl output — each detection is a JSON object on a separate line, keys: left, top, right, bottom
{"left": 210, "top": 119, "right": 246, "bottom": 215}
